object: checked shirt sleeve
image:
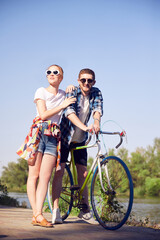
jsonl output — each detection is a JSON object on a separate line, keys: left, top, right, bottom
{"left": 92, "top": 88, "right": 103, "bottom": 117}
{"left": 64, "top": 88, "right": 77, "bottom": 117}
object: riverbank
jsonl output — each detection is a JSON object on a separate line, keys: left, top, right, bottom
{"left": 7, "top": 192, "right": 160, "bottom": 226}
{"left": 0, "top": 205, "right": 160, "bottom": 240}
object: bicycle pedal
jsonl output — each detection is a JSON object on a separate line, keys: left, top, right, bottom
{"left": 70, "top": 185, "right": 80, "bottom": 191}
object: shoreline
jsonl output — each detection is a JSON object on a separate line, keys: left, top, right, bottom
{"left": 4, "top": 192, "right": 160, "bottom": 227}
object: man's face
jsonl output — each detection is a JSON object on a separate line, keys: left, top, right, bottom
{"left": 78, "top": 73, "right": 95, "bottom": 95}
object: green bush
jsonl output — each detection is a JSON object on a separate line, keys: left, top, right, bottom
{"left": 145, "top": 177, "right": 160, "bottom": 196}
{"left": 134, "top": 186, "right": 146, "bottom": 197}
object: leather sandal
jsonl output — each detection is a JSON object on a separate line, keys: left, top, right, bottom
{"left": 35, "top": 214, "right": 53, "bottom": 228}
{"left": 31, "top": 216, "right": 39, "bottom": 226}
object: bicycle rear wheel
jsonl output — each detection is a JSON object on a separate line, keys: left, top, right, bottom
{"left": 47, "top": 164, "right": 74, "bottom": 221}
{"left": 91, "top": 156, "right": 133, "bottom": 230}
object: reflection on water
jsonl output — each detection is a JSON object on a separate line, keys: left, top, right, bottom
{"left": 7, "top": 193, "right": 160, "bottom": 224}
{"left": 132, "top": 198, "right": 160, "bottom": 224}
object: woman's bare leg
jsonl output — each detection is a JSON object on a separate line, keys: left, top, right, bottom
{"left": 36, "top": 153, "right": 56, "bottom": 222}
{"left": 27, "top": 152, "right": 42, "bottom": 217}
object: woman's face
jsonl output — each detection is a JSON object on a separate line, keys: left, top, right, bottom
{"left": 46, "top": 65, "right": 63, "bottom": 86}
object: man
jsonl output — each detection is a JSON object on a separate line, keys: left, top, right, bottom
{"left": 52, "top": 68, "right": 103, "bottom": 224}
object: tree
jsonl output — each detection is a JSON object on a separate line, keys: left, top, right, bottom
{"left": 129, "top": 148, "right": 148, "bottom": 187}
{"left": 1, "top": 158, "right": 28, "bottom": 192}
{"left": 128, "top": 138, "right": 160, "bottom": 196}
{"left": 145, "top": 177, "right": 160, "bottom": 196}
{"left": 117, "top": 148, "right": 129, "bottom": 164}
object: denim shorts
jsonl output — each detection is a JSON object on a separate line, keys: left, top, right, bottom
{"left": 37, "top": 122, "right": 57, "bottom": 157}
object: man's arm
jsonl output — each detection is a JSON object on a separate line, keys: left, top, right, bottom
{"left": 92, "top": 88, "right": 103, "bottom": 134}
{"left": 93, "top": 111, "right": 101, "bottom": 134}
{"left": 67, "top": 113, "right": 92, "bottom": 132}
{"left": 64, "top": 88, "right": 92, "bottom": 132}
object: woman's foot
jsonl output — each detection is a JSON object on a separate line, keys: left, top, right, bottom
{"left": 31, "top": 216, "right": 38, "bottom": 226}
{"left": 35, "top": 214, "right": 53, "bottom": 228}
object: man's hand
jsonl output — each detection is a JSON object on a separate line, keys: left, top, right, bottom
{"left": 93, "top": 121, "right": 100, "bottom": 134}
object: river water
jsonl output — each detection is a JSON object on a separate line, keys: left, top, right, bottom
{"left": 131, "top": 198, "right": 160, "bottom": 224}
{"left": 8, "top": 192, "right": 160, "bottom": 224}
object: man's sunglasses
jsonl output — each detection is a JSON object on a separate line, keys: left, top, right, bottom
{"left": 46, "top": 70, "right": 60, "bottom": 75}
{"left": 80, "top": 78, "right": 94, "bottom": 84}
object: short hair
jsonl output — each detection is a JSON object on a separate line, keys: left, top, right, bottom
{"left": 47, "top": 64, "right": 64, "bottom": 75}
{"left": 78, "top": 68, "right": 95, "bottom": 81}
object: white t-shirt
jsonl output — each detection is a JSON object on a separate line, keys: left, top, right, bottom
{"left": 34, "top": 87, "right": 65, "bottom": 124}
{"left": 71, "top": 95, "right": 89, "bottom": 143}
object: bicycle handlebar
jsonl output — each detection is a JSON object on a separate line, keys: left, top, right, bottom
{"left": 85, "top": 129, "right": 126, "bottom": 148}
{"left": 99, "top": 130, "right": 126, "bottom": 148}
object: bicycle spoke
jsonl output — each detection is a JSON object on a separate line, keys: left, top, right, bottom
{"left": 91, "top": 156, "right": 133, "bottom": 230}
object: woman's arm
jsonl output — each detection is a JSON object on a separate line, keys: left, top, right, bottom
{"left": 36, "top": 96, "right": 76, "bottom": 121}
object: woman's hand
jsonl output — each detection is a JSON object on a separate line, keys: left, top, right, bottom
{"left": 61, "top": 96, "right": 76, "bottom": 109}
{"left": 65, "top": 85, "right": 75, "bottom": 93}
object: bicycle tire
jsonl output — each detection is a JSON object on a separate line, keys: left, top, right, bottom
{"left": 91, "top": 156, "right": 133, "bottom": 230}
{"left": 47, "top": 164, "right": 74, "bottom": 221}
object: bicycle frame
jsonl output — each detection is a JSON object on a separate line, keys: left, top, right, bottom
{"left": 70, "top": 141, "right": 98, "bottom": 201}
{"left": 69, "top": 131, "right": 117, "bottom": 200}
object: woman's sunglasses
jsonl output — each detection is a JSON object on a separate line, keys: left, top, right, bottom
{"left": 80, "top": 78, "right": 94, "bottom": 84}
{"left": 46, "top": 70, "right": 60, "bottom": 76}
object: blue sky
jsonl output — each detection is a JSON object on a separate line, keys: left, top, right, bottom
{"left": 0, "top": 0, "right": 160, "bottom": 175}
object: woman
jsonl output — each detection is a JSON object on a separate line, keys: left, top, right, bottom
{"left": 17, "top": 64, "right": 76, "bottom": 227}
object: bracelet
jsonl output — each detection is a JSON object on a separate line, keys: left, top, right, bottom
{"left": 94, "top": 118, "right": 100, "bottom": 122}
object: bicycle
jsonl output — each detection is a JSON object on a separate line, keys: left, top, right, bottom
{"left": 47, "top": 129, "right": 134, "bottom": 230}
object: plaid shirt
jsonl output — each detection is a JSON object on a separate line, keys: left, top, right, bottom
{"left": 60, "top": 86, "right": 103, "bottom": 146}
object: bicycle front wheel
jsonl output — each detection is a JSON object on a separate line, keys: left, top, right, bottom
{"left": 47, "top": 164, "right": 74, "bottom": 221}
{"left": 91, "top": 156, "right": 133, "bottom": 230}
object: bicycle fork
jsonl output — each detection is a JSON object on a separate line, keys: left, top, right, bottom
{"left": 97, "top": 141, "right": 114, "bottom": 193}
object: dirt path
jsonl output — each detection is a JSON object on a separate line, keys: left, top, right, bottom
{"left": 0, "top": 205, "right": 159, "bottom": 240}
